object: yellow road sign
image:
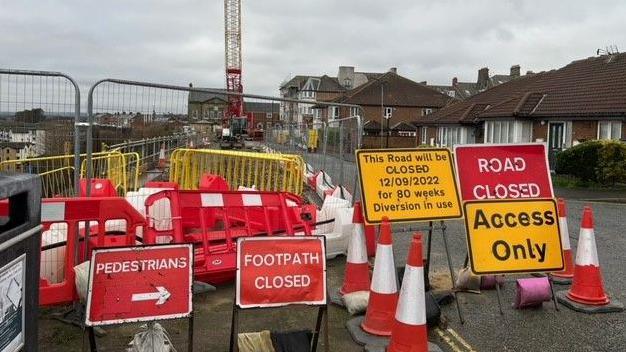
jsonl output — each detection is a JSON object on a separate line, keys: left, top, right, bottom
{"left": 463, "top": 199, "right": 564, "bottom": 275}
{"left": 356, "top": 148, "right": 462, "bottom": 224}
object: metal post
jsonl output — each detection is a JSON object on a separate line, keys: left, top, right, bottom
{"left": 386, "top": 116, "right": 390, "bottom": 148}
{"left": 338, "top": 120, "right": 344, "bottom": 186}
{"left": 321, "top": 122, "right": 328, "bottom": 171}
{"left": 440, "top": 221, "right": 465, "bottom": 324}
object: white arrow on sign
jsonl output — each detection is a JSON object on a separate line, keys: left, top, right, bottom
{"left": 131, "top": 286, "right": 171, "bottom": 305}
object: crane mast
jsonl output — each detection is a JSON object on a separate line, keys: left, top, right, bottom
{"left": 224, "top": 0, "right": 244, "bottom": 124}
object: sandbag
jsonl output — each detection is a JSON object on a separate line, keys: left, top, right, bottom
{"left": 342, "top": 290, "right": 369, "bottom": 315}
{"left": 238, "top": 330, "right": 275, "bottom": 352}
{"left": 455, "top": 266, "right": 481, "bottom": 293}
{"left": 74, "top": 261, "right": 90, "bottom": 303}
{"left": 271, "top": 330, "right": 312, "bottom": 352}
{"left": 126, "top": 323, "right": 175, "bottom": 352}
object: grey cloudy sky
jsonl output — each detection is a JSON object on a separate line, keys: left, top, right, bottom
{"left": 1, "top": 0, "right": 624, "bottom": 95}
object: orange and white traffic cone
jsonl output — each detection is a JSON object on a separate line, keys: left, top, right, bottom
{"left": 552, "top": 198, "right": 574, "bottom": 283}
{"left": 567, "top": 207, "right": 608, "bottom": 304}
{"left": 361, "top": 217, "right": 398, "bottom": 336}
{"left": 557, "top": 206, "right": 623, "bottom": 313}
{"left": 158, "top": 143, "right": 166, "bottom": 170}
{"left": 340, "top": 201, "right": 371, "bottom": 295}
{"left": 388, "top": 233, "right": 428, "bottom": 352}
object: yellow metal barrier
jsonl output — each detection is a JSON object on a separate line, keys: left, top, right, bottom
{"left": 40, "top": 167, "right": 75, "bottom": 198}
{"left": 169, "top": 148, "right": 305, "bottom": 194}
{"left": 79, "top": 151, "right": 141, "bottom": 195}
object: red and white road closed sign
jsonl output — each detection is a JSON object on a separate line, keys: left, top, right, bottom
{"left": 454, "top": 143, "right": 554, "bottom": 201}
{"left": 85, "top": 244, "right": 193, "bottom": 326}
{"left": 236, "top": 237, "right": 326, "bottom": 308}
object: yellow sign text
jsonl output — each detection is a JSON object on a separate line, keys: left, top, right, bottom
{"left": 463, "top": 199, "right": 564, "bottom": 275}
{"left": 356, "top": 148, "right": 462, "bottom": 224}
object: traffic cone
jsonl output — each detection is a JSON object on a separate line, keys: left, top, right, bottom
{"left": 340, "top": 201, "right": 371, "bottom": 295}
{"left": 158, "top": 143, "right": 166, "bottom": 169}
{"left": 552, "top": 198, "right": 574, "bottom": 281}
{"left": 566, "top": 207, "right": 609, "bottom": 305}
{"left": 388, "top": 233, "right": 428, "bottom": 352}
{"left": 361, "top": 218, "right": 398, "bottom": 336}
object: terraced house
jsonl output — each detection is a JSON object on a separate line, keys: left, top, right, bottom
{"left": 417, "top": 52, "right": 626, "bottom": 165}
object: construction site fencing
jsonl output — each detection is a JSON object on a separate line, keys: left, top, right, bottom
{"left": 0, "top": 68, "right": 82, "bottom": 194}
{"left": 170, "top": 148, "right": 305, "bottom": 195}
{"left": 264, "top": 115, "right": 363, "bottom": 203}
{"left": 85, "top": 78, "right": 362, "bottom": 192}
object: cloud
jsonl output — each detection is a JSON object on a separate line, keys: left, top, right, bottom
{"left": 1, "top": 0, "right": 624, "bottom": 97}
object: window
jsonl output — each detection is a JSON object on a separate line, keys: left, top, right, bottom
{"left": 266, "top": 113, "right": 273, "bottom": 120}
{"left": 350, "top": 107, "right": 359, "bottom": 117}
{"left": 343, "top": 78, "right": 352, "bottom": 88}
{"left": 330, "top": 106, "right": 339, "bottom": 119}
{"left": 598, "top": 121, "right": 622, "bottom": 140}
{"left": 422, "top": 108, "right": 433, "bottom": 116}
{"left": 438, "top": 126, "right": 467, "bottom": 147}
{"left": 384, "top": 107, "right": 393, "bottom": 118}
{"left": 399, "top": 131, "right": 417, "bottom": 137}
{"left": 421, "top": 127, "right": 427, "bottom": 144}
{"left": 483, "top": 120, "right": 533, "bottom": 143}
{"left": 447, "top": 91, "right": 456, "bottom": 98}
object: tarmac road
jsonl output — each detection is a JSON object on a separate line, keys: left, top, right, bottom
{"left": 425, "top": 198, "right": 626, "bottom": 352}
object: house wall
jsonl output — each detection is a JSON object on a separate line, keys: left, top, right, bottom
{"left": 532, "top": 121, "right": 548, "bottom": 142}
{"left": 359, "top": 105, "right": 438, "bottom": 126}
{"left": 248, "top": 112, "right": 280, "bottom": 129}
{"left": 362, "top": 135, "right": 417, "bottom": 149}
{"left": 1, "top": 147, "right": 17, "bottom": 162}
{"left": 571, "top": 120, "right": 598, "bottom": 142}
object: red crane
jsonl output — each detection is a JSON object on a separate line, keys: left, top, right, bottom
{"left": 224, "top": 0, "right": 244, "bottom": 124}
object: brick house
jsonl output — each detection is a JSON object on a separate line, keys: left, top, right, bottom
{"left": 318, "top": 70, "right": 452, "bottom": 148}
{"left": 418, "top": 53, "right": 626, "bottom": 165}
{"left": 188, "top": 88, "right": 280, "bottom": 131}
{"left": 279, "top": 66, "right": 384, "bottom": 126}
{"left": 244, "top": 101, "right": 280, "bottom": 130}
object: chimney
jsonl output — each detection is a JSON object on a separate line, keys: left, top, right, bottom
{"left": 189, "top": 83, "right": 193, "bottom": 88}
{"left": 477, "top": 67, "right": 489, "bottom": 89}
{"left": 338, "top": 66, "right": 355, "bottom": 88}
{"left": 452, "top": 77, "right": 458, "bottom": 86}
{"left": 420, "top": 81, "right": 427, "bottom": 85}
{"left": 389, "top": 67, "right": 397, "bottom": 74}
{"left": 510, "top": 65, "right": 520, "bottom": 78}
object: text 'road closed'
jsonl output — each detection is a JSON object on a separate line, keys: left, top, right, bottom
{"left": 463, "top": 199, "right": 564, "bottom": 275}
{"left": 356, "top": 148, "right": 462, "bottom": 223}
{"left": 236, "top": 237, "right": 327, "bottom": 308}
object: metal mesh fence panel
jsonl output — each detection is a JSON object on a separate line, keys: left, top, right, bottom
{"left": 0, "top": 69, "right": 81, "bottom": 196}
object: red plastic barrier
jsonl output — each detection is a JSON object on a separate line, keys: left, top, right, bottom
{"left": 39, "top": 197, "right": 146, "bottom": 306}
{"left": 145, "top": 181, "right": 180, "bottom": 189}
{"left": 198, "top": 173, "right": 230, "bottom": 191}
{"left": 144, "top": 190, "right": 316, "bottom": 284}
{"left": 79, "top": 178, "right": 118, "bottom": 197}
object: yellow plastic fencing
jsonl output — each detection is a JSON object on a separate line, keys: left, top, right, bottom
{"left": 170, "top": 148, "right": 305, "bottom": 194}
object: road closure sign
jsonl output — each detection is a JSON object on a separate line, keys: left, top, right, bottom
{"left": 454, "top": 143, "right": 554, "bottom": 201}
{"left": 236, "top": 237, "right": 326, "bottom": 308}
{"left": 356, "top": 148, "right": 462, "bottom": 223}
{"left": 464, "top": 199, "right": 564, "bottom": 275}
{"left": 85, "top": 244, "right": 193, "bottom": 326}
